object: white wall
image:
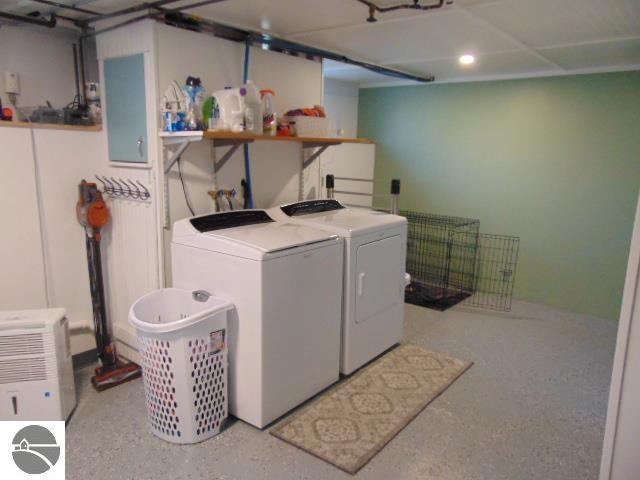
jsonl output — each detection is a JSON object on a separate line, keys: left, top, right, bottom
{"left": 323, "top": 77, "right": 359, "bottom": 137}
{"left": 0, "top": 26, "right": 78, "bottom": 109}
{"left": 156, "top": 23, "right": 323, "bottom": 212}
{"left": 0, "top": 125, "right": 104, "bottom": 354}
{"left": 600, "top": 192, "right": 640, "bottom": 480}
{"left": 0, "top": 128, "right": 48, "bottom": 309}
{"left": 320, "top": 143, "right": 376, "bottom": 207}
{"left": 154, "top": 22, "right": 324, "bottom": 284}
{"left": 321, "top": 77, "right": 375, "bottom": 207}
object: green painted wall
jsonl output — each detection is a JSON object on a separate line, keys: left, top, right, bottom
{"left": 359, "top": 71, "right": 640, "bottom": 321}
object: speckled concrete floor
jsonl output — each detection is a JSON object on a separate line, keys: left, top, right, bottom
{"left": 66, "top": 301, "right": 617, "bottom": 480}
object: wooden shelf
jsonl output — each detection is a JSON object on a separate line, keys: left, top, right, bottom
{"left": 0, "top": 121, "right": 102, "bottom": 132}
{"left": 160, "top": 129, "right": 375, "bottom": 227}
{"left": 202, "top": 131, "right": 373, "bottom": 145}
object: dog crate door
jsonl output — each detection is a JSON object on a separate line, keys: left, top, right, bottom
{"left": 355, "top": 235, "right": 404, "bottom": 324}
{"left": 465, "top": 233, "right": 520, "bottom": 311}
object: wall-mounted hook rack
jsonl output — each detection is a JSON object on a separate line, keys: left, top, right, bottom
{"left": 96, "top": 175, "right": 151, "bottom": 201}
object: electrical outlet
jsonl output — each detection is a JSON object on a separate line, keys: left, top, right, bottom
{"left": 4, "top": 71, "right": 20, "bottom": 95}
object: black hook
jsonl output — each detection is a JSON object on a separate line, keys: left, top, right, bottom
{"left": 95, "top": 175, "right": 107, "bottom": 192}
{"left": 111, "top": 178, "right": 126, "bottom": 197}
{"left": 137, "top": 181, "right": 150, "bottom": 200}
{"left": 119, "top": 178, "right": 133, "bottom": 198}
{"left": 103, "top": 176, "right": 116, "bottom": 196}
{"left": 126, "top": 179, "right": 140, "bottom": 199}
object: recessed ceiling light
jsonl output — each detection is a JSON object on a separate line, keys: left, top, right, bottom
{"left": 459, "top": 54, "right": 475, "bottom": 66}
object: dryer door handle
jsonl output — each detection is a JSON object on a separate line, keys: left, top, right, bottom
{"left": 357, "top": 272, "right": 365, "bottom": 296}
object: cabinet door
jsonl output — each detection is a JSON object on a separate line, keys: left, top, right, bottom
{"left": 104, "top": 54, "right": 148, "bottom": 163}
{"left": 355, "top": 235, "right": 403, "bottom": 324}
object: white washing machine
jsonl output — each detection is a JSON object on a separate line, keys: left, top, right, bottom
{"left": 171, "top": 210, "right": 343, "bottom": 428}
{"left": 270, "top": 200, "right": 407, "bottom": 375}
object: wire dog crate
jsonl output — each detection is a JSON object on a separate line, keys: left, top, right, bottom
{"left": 464, "top": 233, "right": 520, "bottom": 311}
{"left": 402, "top": 211, "right": 520, "bottom": 312}
{"left": 403, "top": 212, "right": 480, "bottom": 310}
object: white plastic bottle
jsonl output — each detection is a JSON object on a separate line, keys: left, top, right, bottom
{"left": 242, "top": 80, "right": 263, "bottom": 134}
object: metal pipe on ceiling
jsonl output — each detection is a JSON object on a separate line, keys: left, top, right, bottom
{"left": 356, "top": 0, "right": 450, "bottom": 12}
{"left": 0, "top": 10, "right": 56, "bottom": 27}
{"left": 159, "top": 0, "right": 229, "bottom": 14}
{"left": 157, "top": 11, "right": 434, "bottom": 82}
{"left": 256, "top": 34, "right": 433, "bottom": 82}
{"left": 78, "top": 0, "right": 184, "bottom": 25}
{"left": 83, "top": 0, "right": 229, "bottom": 38}
{"left": 69, "top": 0, "right": 431, "bottom": 83}
{"left": 30, "top": 0, "right": 100, "bottom": 15}
{"left": 356, "top": 0, "right": 451, "bottom": 22}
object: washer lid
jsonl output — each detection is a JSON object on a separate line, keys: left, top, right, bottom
{"left": 207, "top": 222, "right": 338, "bottom": 253}
{"left": 275, "top": 201, "right": 406, "bottom": 237}
{"left": 173, "top": 210, "right": 340, "bottom": 259}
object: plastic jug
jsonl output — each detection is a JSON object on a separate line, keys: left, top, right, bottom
{"left": 242, "top": 80, "right": 263, "bottom": 135}
{"left": 211, "top": 87, "right": 245, "bottom": 132}
{"left": 260, "top": 89, "right": 276, "bottom": 136}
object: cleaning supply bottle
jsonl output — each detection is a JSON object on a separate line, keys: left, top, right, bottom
{"left": 260, "top": 89, "right": 276, "bottom": 136}
{"left": 242, "top": 80, "right": 262, "bottom": 135}
{"left": 183, "top": 76, "right": 205, "bottom": 131}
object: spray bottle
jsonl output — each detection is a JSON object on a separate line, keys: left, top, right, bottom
{"left": 183, "top": 76, "right": 205, "bottom": 131}
{"left": 260, "top": 90, "right": 276, "bottom": 136}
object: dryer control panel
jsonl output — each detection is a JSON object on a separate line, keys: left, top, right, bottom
{"left": 280, "top": 200, "right": 344, "bottom": 217}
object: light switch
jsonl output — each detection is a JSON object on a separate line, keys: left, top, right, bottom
{"left": 4, "top": 71, "right": 20, "bottom": 95}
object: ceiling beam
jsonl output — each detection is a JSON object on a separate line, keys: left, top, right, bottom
{"left": 78, "top": 0, "right": 184, "bottom": 25}
{"left": 0, "top": 10, "right": 56, "bottom": 28}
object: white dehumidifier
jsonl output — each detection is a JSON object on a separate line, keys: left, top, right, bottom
{"left": 0, "top": 308, "right": 76, "bottom": 421}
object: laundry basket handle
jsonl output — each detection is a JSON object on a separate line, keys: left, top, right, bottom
{"left": 192, "top": 290, "right": 212, "bottom": 302}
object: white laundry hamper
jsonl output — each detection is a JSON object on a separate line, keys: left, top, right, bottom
{"left": 129, "top": 288, "right": 233, "bottom": 444}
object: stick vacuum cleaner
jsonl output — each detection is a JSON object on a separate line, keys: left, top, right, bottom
{"left": 77, "top": 180, "right": 141, "bottom": 391}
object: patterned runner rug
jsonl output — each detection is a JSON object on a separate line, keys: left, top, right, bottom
{"left": 271, "top": 344, "right": 472, "bottom": 474}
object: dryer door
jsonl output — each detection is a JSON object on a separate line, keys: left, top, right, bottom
{"left": 355, "top": 235, "right": 403, "bottom": 324}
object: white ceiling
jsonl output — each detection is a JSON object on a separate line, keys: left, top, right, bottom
{"left": 2, "top": 0, "right": 640, "bottom": 86}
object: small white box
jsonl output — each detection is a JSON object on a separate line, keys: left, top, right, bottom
{"left": 284, "top": 116, "right": 330, "bottom": 137}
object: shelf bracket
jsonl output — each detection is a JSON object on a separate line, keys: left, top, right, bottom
{"left": 213, "top": 142, "right": 243, "bottom": 171}
{"left": 163, "top": 140, "right": 191, "bottom": 174}
{"left": 162, "top": 133, "right": 203, "bottom": 175}
{"left": 160, "top": 132, "right": 203, "bottom": 229}
{"left": 301, "top": 143, "right": 335, "bottom": 169}
{"left": 299, "top": 141, "right": 341, "bottom": 200}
